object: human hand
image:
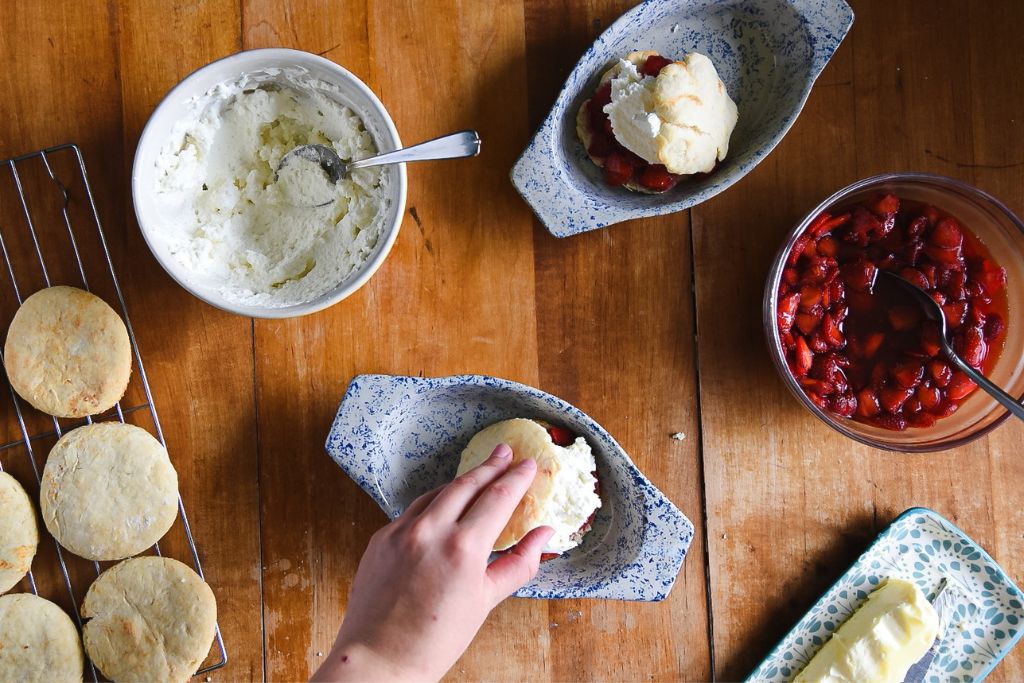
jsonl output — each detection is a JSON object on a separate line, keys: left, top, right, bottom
{"left": 312, "top": 444, "right": 554, "bottom": 682}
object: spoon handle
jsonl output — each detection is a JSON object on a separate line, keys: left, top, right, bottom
{"left": 948, "top": 353, "right": 1024, "bottom": 421}
{"left": 345, "top": 130, "right": 481, "bottom": 171}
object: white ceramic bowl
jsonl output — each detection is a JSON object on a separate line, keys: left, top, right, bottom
{"left": 132, "top": 48, "right": 407, "bottom": 318}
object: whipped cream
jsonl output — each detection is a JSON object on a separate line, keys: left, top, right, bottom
{"left": 795, "top": 578, "right": 939, "bottom": 683}
{"left": 602, "top": 51, "right": 738, "bottom": 175}
{"left": 152, "top": 72, "right": 388, "bottom": 307}
{"left": 542, "top": 436, "right": 601, "bottom": 554}
{"left": 457, "top": 418, "right": 601, "bottom": 555}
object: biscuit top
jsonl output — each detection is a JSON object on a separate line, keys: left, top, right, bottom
{"left": 3, "top": 285, "right": 131, "bottom": 418}
{"left": 602, "top": 51, "right": 738, "bottom": 175}
{"left": 457, "top": 418, "right": 600, "bottom": 554}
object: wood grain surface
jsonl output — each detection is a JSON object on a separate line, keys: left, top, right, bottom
{"left": 0, "top": 0, "right": 1020, "bottom": 681}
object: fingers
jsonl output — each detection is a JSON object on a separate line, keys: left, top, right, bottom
{"left": 422, "top": 444, "right": 514, "bottom": 522}
{"left": 457, "top": 458, "right": 537, "bottom": 541}
{"left": 486, "top": 525, "right": 555, "bottom": 601}
{"left": 395, "top": 484, "right": 445, "bottom": 522}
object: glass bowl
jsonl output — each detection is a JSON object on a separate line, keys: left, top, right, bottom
{"left": 763, "top": 173, "right": 1024, "bottom": 452}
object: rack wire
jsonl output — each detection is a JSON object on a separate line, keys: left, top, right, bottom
{"left": 0, "top": 143, "right": 227, "bottom": 679}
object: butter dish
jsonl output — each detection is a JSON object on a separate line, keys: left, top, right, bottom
{"left": 511, "top": 0, "right": 854, "bottom": 236}
{"left": 325, "top": 374, "right": 694, "bottom": 601}
{"left": 747, "top": 508, "right": 1024, "bottom": 682}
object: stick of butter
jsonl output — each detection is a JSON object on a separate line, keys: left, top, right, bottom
{"left": 795, "top": 578, "right": 939, "bottom": 683}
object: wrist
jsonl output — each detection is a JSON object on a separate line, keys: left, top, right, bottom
{"left": 314, "top": 637, "right": 427, "bottom": 683}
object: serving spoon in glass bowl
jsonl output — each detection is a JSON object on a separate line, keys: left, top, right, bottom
{"left": 276, "top": 129, "right": 480, "bottom": 206}
{"left": 877, "top": 269, "right": 1024, "bottom": 421}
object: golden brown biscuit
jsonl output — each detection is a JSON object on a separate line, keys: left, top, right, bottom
{"left": 0, "top": 593, "right": 84, "bottom": 683}
{"left": 82, "top": 557, "right": 217, "bottom": 683}
{"left": 0, "top": 472, "right": 38, "bottom": 593}
{"left": 41, "top": 423, "right": 178, "bottom": 561}
{"left": 4, "top": 285, "right": 131, "bottom": 418}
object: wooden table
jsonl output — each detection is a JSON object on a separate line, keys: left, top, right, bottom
{"left": 1, "top": 0, "right": 1021, "bottom": 680}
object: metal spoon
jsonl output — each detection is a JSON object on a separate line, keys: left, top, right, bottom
{"left": 276, "top": 129, "right": 481, "bottom": 185}
{"left": 876, "top": 269, "right": 1024, "bottom": 421}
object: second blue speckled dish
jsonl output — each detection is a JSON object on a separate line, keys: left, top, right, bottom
{"left": 325, "top": 374, "right": 694, "bottom": 601}
{"left": 511, "top": 0, "right": 854, "bottom": 236}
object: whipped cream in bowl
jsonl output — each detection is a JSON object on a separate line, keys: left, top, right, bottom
{"left": 133, "top": 49, "right": 406, "bottom": 318}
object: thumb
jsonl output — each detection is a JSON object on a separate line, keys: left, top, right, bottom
{"left": 486, "top": 526, "right": 555, "bottom": 604}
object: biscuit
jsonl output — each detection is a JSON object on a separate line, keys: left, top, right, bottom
{"left": 40, "top": 423, "right": 178, "bottom": 561}
{"left": 0, "top": 472, "right": 38, "bottom": 593}
{"left": 457, "top": 418, "right": 559, "bottom": 550}
{"left": 4, "top": 285, "right": 131, "bottom": 418}
{"left": 82, "top": 557, "right": 217, "bottom": 683}
{"left": 0, "top": 593, "right": 84, "bottom": 683}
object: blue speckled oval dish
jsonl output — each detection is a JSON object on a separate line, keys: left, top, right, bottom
{"left": 325, "top": 374, "right": 694, "bottom": 601}
{"left": 747, "top": 508, "right": 1024, "bottom": 683}
{"left": 511, "top": 0, "right": 854, "bottom": 237}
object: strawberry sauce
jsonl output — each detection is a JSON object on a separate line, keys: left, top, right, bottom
{"left": 777, "top": 194, "right": 1008, "bottom": 431}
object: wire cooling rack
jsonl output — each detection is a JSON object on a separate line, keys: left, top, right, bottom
{"left": 0, "top": 143, "right": 227, "bottom": 679}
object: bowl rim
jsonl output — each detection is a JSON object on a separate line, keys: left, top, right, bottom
{"left": 131, "top": 47, "right": 408, "bottom": 319}
{"left": 763, "top": 171, "right": 1024, "bottom": 452}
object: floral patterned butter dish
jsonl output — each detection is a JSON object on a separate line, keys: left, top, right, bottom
{"left": 747, "top": 508, "right": 1024, "bottom": 682}
{"left": 511, "top": 0, "right": 854, "bottom": 237}
{"left": 325, "top": 374, "right": 694, "bottom": 601}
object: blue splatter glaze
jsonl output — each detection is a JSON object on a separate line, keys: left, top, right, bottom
{"left": 324, "top": 374, "right": 694, "bottom": 601}
{"left": 511, "top": 0, "right": 854, "bottom": 236}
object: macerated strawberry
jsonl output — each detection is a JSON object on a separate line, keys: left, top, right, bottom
{"left": 871, "top": 414, "right": 908, "bottom": 431}
{"left": 794, "top": 336, "right": 813, "bottom": 376}
{"left": 603, "top": 152, "right": 634, "bottom": 186}
{"left": 800, "top": 377, "right": 835, "bottom": 396}
{"left": 917, "top": 383, "right": 942, "bottom": 411}
{"left": 640, "top": 54, "right": 673, "bottom": 77}
{"left": 871, "top": 193, "right": 900, "bottom": 217}
{"left": 862, "top": 331, "right": 885, "bottom": 358}
{"left": 930, "top": 217, "right": 964, "bottom": 248}
{"left": 928, "top": 360, "right": 953, "bottom": 388}
{"left": 892, "top": 362, "right": 924, "bottom": 389}
{"left": 841, "top": 260, "right": 877, "bottom": 292}
{"left": 788, "top": 234, "right": 812, "bottom": 266}
{"left": 879, "top": 384, "right": 913, "bottom": 413}
{"left": 934, "top": 400, "right": 959, "bottom": 418}
{"left": 638, "top": 164, "right": 675, "bottom": 192}
{"left": 887, "top": 305, "right": 921, "bottom": 332}
{"left": 925, "top": 243, "right": 962, "bottom": 265}
{"left": 777, "top": 292, "right": 801, "bottom": 335}
{"left": 984, "top": 313, "right": 1005, "bottom": 342}
{"left": 798, "top": 284, "right": 822, "bottom": 310}
{"left": 856, "top": 388, "right": 881, "bottom": 418}
{"left": 977, "top": 260, "right": 1008, "bottom": 294}
{"left": 919, "top": 322, "right": 942, "bottom": 357}
{"left": 898, "top": 268, "right": 930, "bottom": 290}
{"left": 547, "top": 426, "right": 575, "bottom": 447}
{"left": 817, "top": 236, "right": 839, "bottom": 257}
{"left": 795, "top": 311, "right": 822, "bottom": 336}
{"left": 830, "top": 392, "right": 858, "bottom": 417}
{"left": 941, "top": 301, "right": 967, "bottom": 329}
{"left": 592, "top": 81, "right": 612, "bottom": 108}
{"left": 961, "top": 326, "right": 987, "bottom": 369}
{"left": 947, "top": 372, "right": 977, "bottom": 400}
{"left": 821, "top": 314, "right": 845, "bottom": 347}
